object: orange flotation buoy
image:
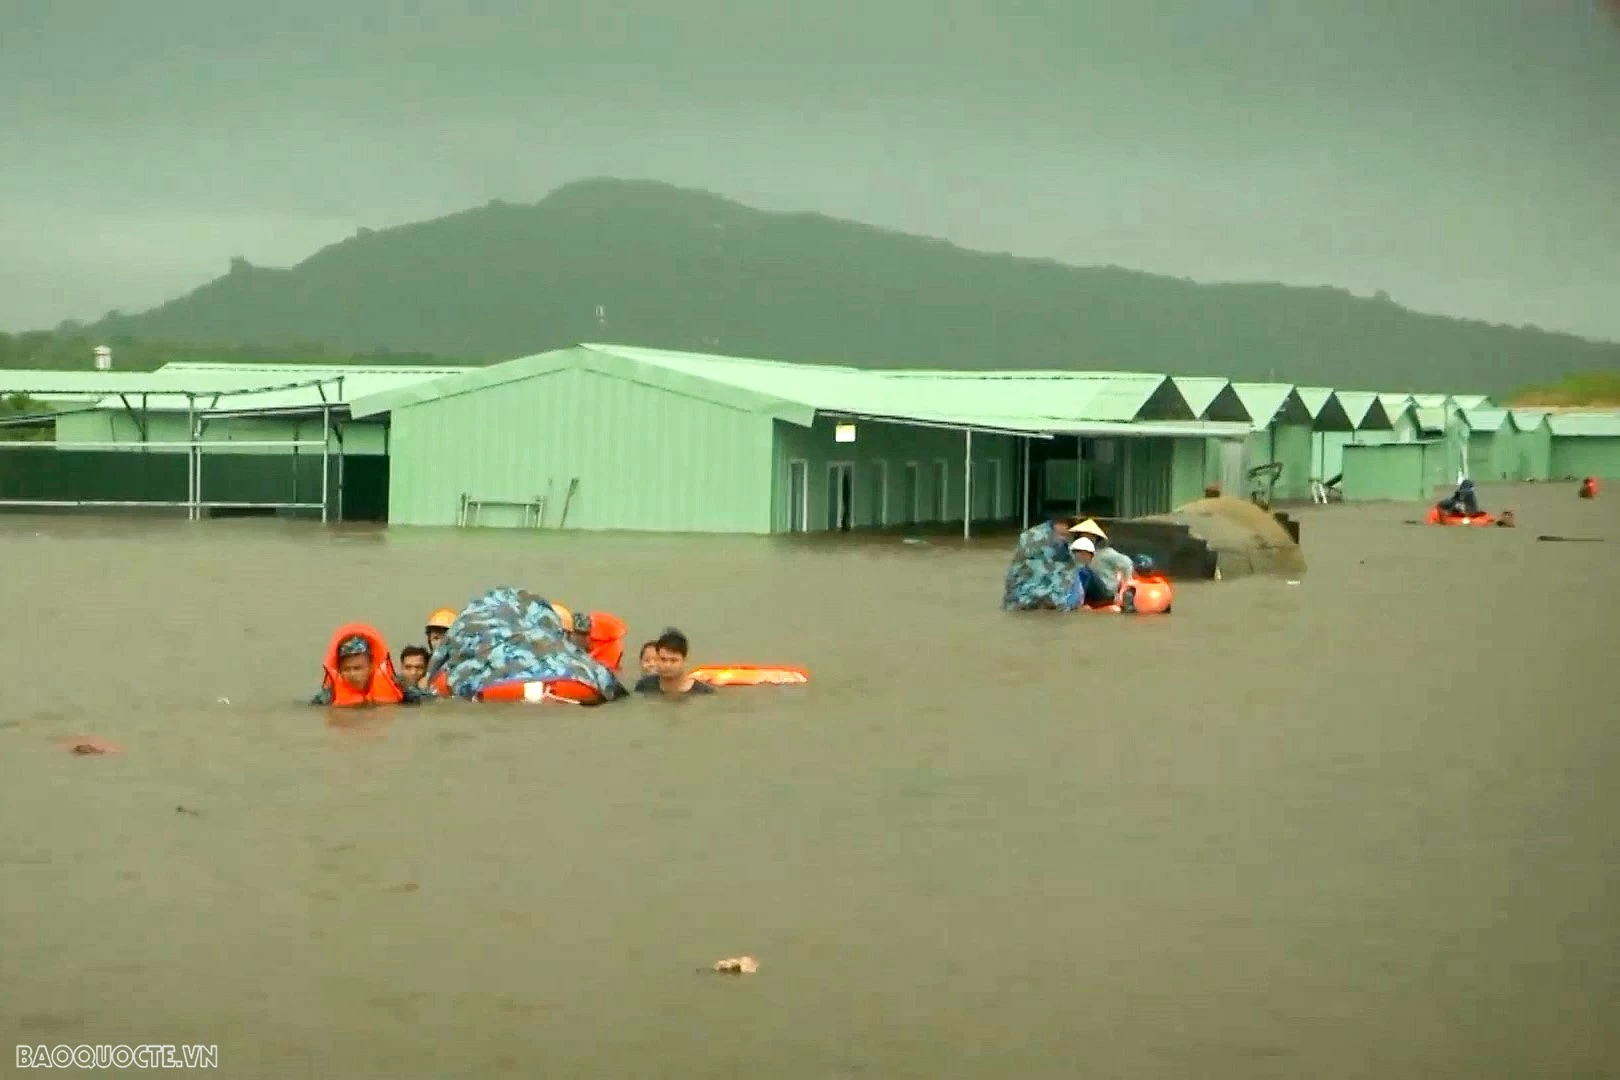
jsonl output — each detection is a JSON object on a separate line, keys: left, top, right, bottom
{"left": 1081, "top": 573, "right": 1174, "bottom": 615}
{"left": 1578, "top": 476, "right": 1598, "bottom": 499}
{"left": 688, "top": 665, "right": 810, "bottom": 687}
{"left": 1425, "top": 506, "right": 1495, "bottom": 526}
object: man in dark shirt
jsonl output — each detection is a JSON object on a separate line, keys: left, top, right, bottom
{"left": 634, "top": 628, "right": 715, "bottom": 696}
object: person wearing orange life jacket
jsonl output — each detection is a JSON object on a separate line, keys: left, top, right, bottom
{"left": 311, "top": 625, "right": 433, "bottom": 707}
{"left": 549, "top": 603, "right": 627, "bottom": 673}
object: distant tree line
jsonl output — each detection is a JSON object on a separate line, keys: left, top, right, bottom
{"left": 0, "top": 329, "right": 462, "bottom": 372}
{"left": 1510, "top": 370, "right": 1620, "bottom": 407}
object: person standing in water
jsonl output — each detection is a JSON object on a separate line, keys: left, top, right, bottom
{"left": 1002, "top": 514, "right": 1081, "bottom": 611}
{"left": 1072, "top": 519, "right": 1135, "bottom": 603}
{"left": 635, "top": 628, "right": 715, "bottom": 696}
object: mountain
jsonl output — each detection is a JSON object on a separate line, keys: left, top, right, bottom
{"left": 90, "top": 177, "right": 1620, "bottom": 393}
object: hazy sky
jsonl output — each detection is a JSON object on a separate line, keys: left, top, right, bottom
{"left": 3, "top": 0, "right": 1618, "bottom": 339}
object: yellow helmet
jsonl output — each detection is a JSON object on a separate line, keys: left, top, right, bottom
{"left": 549, "top": 602, "right": 573, "bottom": 628}
{"left": 425, "top": 608, "right": 457, "bottom": 630}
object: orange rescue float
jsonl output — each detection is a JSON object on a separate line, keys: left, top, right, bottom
{"left": 1424, "top": 507, "right": 1495, "bottom": 526}
{"left": 427, "top": 669, "right": 607, "bottom": 705}
{"left": 1080, "top": 573, "right": 1174, "bottom": 615}
{"left": 689, "top": 665, "right": 811, "bottom": 687}
{"left": 320, "top": 623, "right": 406, "bottom": 707}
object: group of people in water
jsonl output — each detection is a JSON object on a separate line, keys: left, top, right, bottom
{"left": 314, "top": 601, "right": 714, "bottom": 708}
{"left": 1001, "top": 515, "right": 1166, "bottom": 613}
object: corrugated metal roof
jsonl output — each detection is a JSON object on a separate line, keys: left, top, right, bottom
{"left": 0, "top": 368, "right": 276, "bottom": 402}
{"left": 1508, "top": 408, "right": 1551, "bottom": 430}
{"left": 1414, "top": 406, "right": 1450, "bottom": 432}
{"left": 1449, "top": 394, "right": 1494, "bottom": 410}
{"left": 1334, "top": 390, "right": 1392, "bottom": 430}
{"left": 120, "top": 362, "right": 472, "bottom": 413}
{"left": 1378, "top": 392, "right": 1415, "bottom": 416}
{"left": 1168, "top": 376, "right": 1250, "bottom": 422}
{"left": 867, "top": 368, "right": 1187, "bottom": 423}
{"left": 1294, "top": 387, "right": 1355, "bottom": 431}
{"left": 599, "top": 350, "right": 1199, "bottom": 424}
{"left": 1546, "top": 411, "right": 1620, "bottom": 437}
{"left": 1460, "top": 408, "right": 1509, "bottom": 433}
{"left": 1410, "top": 393, "right": 1451, "bottom": 408}
{"left": 347, "top": 345, "right": 1197, "bottom": 430}
{"left": 1230, "top": 382, "right": 1312, "bottom": 428}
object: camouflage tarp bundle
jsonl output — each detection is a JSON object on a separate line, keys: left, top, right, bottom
{"left": 426, "top": 586, "right": 628, "bottom": 702}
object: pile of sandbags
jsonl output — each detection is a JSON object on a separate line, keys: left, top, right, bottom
{"left": 1142, "top": 497, "right": 1306, "bottom": 578}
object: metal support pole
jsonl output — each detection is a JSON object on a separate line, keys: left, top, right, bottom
{"left": 319, "top": 405, "right": 331, "bottom": 524}
{"left": 1075, "top": 438, "right": 1084, "bottom": 515}
{"left": 185, "top": 394, "right": 197, "bottom": 521}
{"left": 1021, "top": 435, "right": 1031, "bottom": 529}
{"left": 334, "top": 422, "right": 346, "bottom": 523}
{"left": 963, "top": 428, "right": 973, "bottom": 540}
{"left": 193, "top": 406, "right": 205, "bottom": 521}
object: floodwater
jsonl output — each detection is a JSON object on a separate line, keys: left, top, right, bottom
{"left": 2, "top": 484, "right": 1617, "bottom": 1079}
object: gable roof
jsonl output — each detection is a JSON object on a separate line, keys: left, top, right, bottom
{"left": 1294, "top": 387, "right": 1355, "bottom": 432}
{"left": 1169, "top": 376, "right": 1251, "bottom": 422}
{"left": 1334, "top": 390, "right": 1393, "bottom": 431}
{"left": 1230, "top": 382, "right": 1312, "bottom": 429}
{"left": 1459, "top": 408, "right": 1509, "bottom": 433}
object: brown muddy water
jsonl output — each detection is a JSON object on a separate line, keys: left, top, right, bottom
{"left": 2, "top": 483, "right": 1617, "bottom": 1078}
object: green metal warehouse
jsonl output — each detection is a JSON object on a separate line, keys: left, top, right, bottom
{"left": 346, "top": 345, "right": 1251, "bottom": 533}
{"left": 1545, "top": 412, "right": 1620, "bottom": 479}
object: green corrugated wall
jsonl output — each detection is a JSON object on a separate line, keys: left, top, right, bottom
{"left": 770, "top": 417, "right": 1021, "bottom": 530}
{"left": 386, "top": 366, "right": 776, "bottom": 531}
{"left": 1464, "top": 430, "right": 1516, "bottom": 482}
{"left": 1549, "top": 436, "right": 1620, "bottom": 479}
{"left": 54, "top": 411, "right": 386, "bottom": 455}
{"left": 1514, "top": 423, "right": 1551, "bottom": 481}
{"left": 1170, "top": 438, "right": 1207, "bottom": 508}
{"left": 1259, "top": 424, "right": 1313, "bottom": 499}
{"left": 1340, "top": 441, "right": 1449, "bottom": 501}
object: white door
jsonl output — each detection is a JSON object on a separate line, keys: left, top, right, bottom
{"left": 826, "top": 462, "right": 854, "bottom": 531}
{"left": 899, "top": 462, "right": 919, "bottom": 524}
{"left": 787, "top": 460, "right": 808, "bottom": 532}
{"left": 1220, "top": 439, "right": 1247, "bottom": 499}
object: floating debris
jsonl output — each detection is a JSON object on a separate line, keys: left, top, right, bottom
{"left": 710, "top": 956, "right": 759, "bottom": 975}
{"left": 57, "top": 736, "right": 121, "bottom": 756}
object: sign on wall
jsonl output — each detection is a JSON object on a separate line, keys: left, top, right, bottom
{"left": 834, "top": 423, "right": 857, "bottom": 443}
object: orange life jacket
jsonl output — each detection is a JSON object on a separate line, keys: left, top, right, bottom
{"left": 580, "top": 611, "right": 627, "bottom": 672}
{"left": 320, "top": 623, "right": 405, "bottom": 707}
